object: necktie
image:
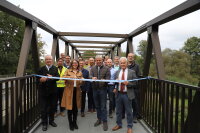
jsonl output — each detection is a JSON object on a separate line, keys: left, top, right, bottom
{"left": 97, "top": 66, "right": 100, "bottom": 79}
{"left": 120, "top": 69, "right": 125, "bottom": 92}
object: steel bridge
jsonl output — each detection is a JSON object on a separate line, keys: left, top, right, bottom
{"left": 0, "top": 0, "right": 200, "bottom": 133}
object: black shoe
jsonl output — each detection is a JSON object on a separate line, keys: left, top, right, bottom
{"left": 42, "top": 125, "right": 47, "bottom": 131}
{"left": 94, "top": 119, "right": 101, "bottom": 127}
{"left": 103, "top": 122, "right": 108, "bottom": 131}
{"left": 73, "top": 121, "right": 78, "bottom": 129}
{"left": 133, "top": 118, "right": 138, "bottom": 123}
{"left": 49, "top": 121, "right": 57, "bottom": 127}
{"left": 69, "top": 123, "right": 74, "bottom": 131}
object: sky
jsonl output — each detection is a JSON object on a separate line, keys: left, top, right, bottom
{"left": 7, "top": 0, "right": 200, "bottom": 56}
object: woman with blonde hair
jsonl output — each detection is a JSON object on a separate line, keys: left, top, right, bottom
{"left": 61, "top": 59, "right": 83, "bottom": 131}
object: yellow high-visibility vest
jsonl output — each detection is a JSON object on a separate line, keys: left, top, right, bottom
{"left": 56, "top": 66, "right": 67, "bottom": 87}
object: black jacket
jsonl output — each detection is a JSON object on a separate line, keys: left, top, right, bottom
{"left": 38, "top": 65, "right": 59, "bottom": 96}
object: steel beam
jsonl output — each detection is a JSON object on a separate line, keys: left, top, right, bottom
{"left": 16, "top": 21, "right": 34, "bottom": 76}
{"left": 31, "top": 28, "right": 40, "bottom": 73}
{"left": 143, "top": 34, "right": 153, "bottom": 76}
{"left": 74, "top": 45, "right": 113, "bottom": 49}
{"left": 126, "top": 37, "right": 133, "bottom": 57}
{"left": 117, "top": 44, "right": 121, "bottom": 57}
{"left": 78, "top": 49, "right": 110, "bottom": 52}
{"left": 110, "top": 48, "right": 115, "bottom": 60}
{"left": 71, "top": 47, "right": 74, "bottom": 59}
{"left": 150, "top": 26, "right": 165, "bottom": 79}
{"left": 58, "top": 32, "right": 128, "bottom": 38}
{"left": 65, "top": 42, "right": 69, "bottom": 56}
{"left": 68, "top": 40, "right": 118, "bottom": 44}
{"left": 56, "top": 39, "right": 60, "bottom": 60}
{"left": 51, "top": 35, "right": 59, "bottom": 63}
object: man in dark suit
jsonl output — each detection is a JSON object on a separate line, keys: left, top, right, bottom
{"left": 112, "top": 57, "right": 137, "bottom": 133}
{"left": 38, "top": 55, "right": 59, "bottom": 131}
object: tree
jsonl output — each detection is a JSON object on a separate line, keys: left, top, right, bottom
{"left": 137, "top": 40, "right": 147, "bottom": 59}
{"left": 81, "top": 51, "right": 96, "bottom": 60}
{"left": 182, "top": 37, "right": 200, "bottom": 78}
{"left": 0, "top": 11, "right": 46, "bottom": 75}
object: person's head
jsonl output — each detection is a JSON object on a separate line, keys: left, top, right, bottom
{"left": 119, "top": 57, "right": 128, "bottom": 70}
{"left": 57, "top": 58, "right": 63, "bottom": 67}
{"left": 85, "top": 59, "right": 89, "bottom": 65}
{"left": 127, "top": 53, "right": 134, "bottom": 63}
{"left": 45, "top": 55, "right": 53, "bottom": 66}
{"left": 71, "top": 59, "right": 79, "bottom": 70}
{"left": 78, "top": 57, "right": 83, "bottom": 61}
{"left": 79, "top": 60, "right": 85, "bottom": 69}
{"left": 95, "top": 55, "right": 103, "bottom": 67}
{"left": 60, "top": 53, "right": 65, "bottom": 60}
{"left": 114, "top": 56, "right": 119, "bottom": 65}
{"left": 104, "top": 56, "right": 109, "bottom": 61}
{"left": 65, "top": 55, "right": 71, "bottom": 63}
{"left": 107, "top": 59, "right": 113, "bottom": 68}
{"left": 89, "top": 57, "right": 95, "bottom": 66}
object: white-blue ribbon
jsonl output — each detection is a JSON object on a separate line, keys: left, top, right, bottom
{"left": 33, "top": 74, "right": 151, "bottom": 83}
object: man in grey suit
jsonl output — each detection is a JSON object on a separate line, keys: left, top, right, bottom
{"left": 112, "top": 57, "right": 137, "bottom": 133}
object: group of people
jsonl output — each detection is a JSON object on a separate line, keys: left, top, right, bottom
{"left": 38, "top": 53, "right": 140, "bottom": 133}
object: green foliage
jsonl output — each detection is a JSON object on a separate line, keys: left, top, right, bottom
{"left": 0, "top": 11, "right": 25, "bottom": 74}
{"left": 137, "top": 40, "right": 147, "bottom": 59}
{"left": 82, "top": 51, "right": 96, "bottom": 59}
{"left": 182, "top": 37, "right": 200, "bottom": 78}
{"left": 135, "top": 39, "right": 199, "bottom": 86}
{"left": 0, "top": 12, "right": 46, "bottom": 75}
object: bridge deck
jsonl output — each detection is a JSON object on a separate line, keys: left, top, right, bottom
{"left": 33, "top": 110, "right": 149, "bottom": 133}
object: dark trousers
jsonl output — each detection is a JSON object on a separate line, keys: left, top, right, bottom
{"left": 81, "top": 90, "right": 87, "bottom": 113}
{"left": 40, "top": 93, "right": 57, "bottom": 125}
{"left": 132, "top": 87, "right": 140, "bottom": 119}
{"left": 108, "top": 85, "right": 115, "bottom": 114}
{"left": 88, "top": 86, "right": 95, "bottom": 110}
{"left": 93, "top": 89, "right": 107, "bottom": 122}
{"left": 68, "top": 87, "right": 78, "bottom": 124}
{"left": 116, "top": 93, "right": 133, "bottom": 128}
{"left": 56, "top": 87, "right": 65, "bottom": 113}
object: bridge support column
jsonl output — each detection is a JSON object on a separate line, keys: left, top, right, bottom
{"left": 75, "top": 50, "right": 78, "bottom": 60}
{"left": 143, "top": 34, "right": 153, "bottom": 77}
{"left": 117, "top": 44, "right": 121, "bottom": 57}
{"left": 111, "top": 48, "right": 114, "bottom": 60}
{"left": 126, "top": 37, "right": 133, "bottom": 57}
{"left": 65, "top": 42, "right": 69, "bottom": 56}
{"left": 71, "top": 47, "right": 74, "bottom": 59}
{"left": 16, "top": 21, "right": 39, "bottom": 76}
{"left": 31, "top": 27, "right": 40, "bottom": 73}
{"left": 150, "top": 26, "right": 165, "bottom": 79}
{"left": 51, "top": 35, "right": 59, "bottom": 63}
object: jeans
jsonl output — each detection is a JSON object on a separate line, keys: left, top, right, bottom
{"left": 107, "top": 85, "right": 115, "bottom": 114}
{"left": 93, "top": 88, "right": 107, "bottom": 122}
{"left": 116, "top": 92, "right": 133, "bottom": 128}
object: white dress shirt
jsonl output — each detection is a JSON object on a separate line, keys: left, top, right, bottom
{"left": 118, "top": 68, "right": 128, "bottom": 92}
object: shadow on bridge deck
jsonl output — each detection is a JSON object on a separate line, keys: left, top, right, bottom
{"left": 33, "top": 110, "right": 150, "bottom": 133}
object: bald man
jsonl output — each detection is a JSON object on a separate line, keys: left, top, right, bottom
{"left": 38, "top": 55, "right": 59, "bottom": 131}
{"left": 90, "top": 56, "right": 110, "bottom": 131}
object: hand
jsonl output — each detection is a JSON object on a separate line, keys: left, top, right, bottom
{"left": 47, "top": 74, "right": 52, "bottom": 77}
{"left": 113, "top": 88, "right": 117, "bottom": 94}
{"left": 123, "top": 81, "right": 129, "bottom": 85}
{"left": 40, "top": 77, "right": 47, "bottom": 82}
{"left": 92, "top": 77, "right": 97, "bottom": 80}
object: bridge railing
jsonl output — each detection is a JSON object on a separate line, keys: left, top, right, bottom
{"left": 0, "top": 75, "right": 40, "bottom": 133}
{"left": 138, "top": 78, "right": 200, "bottom": 133}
